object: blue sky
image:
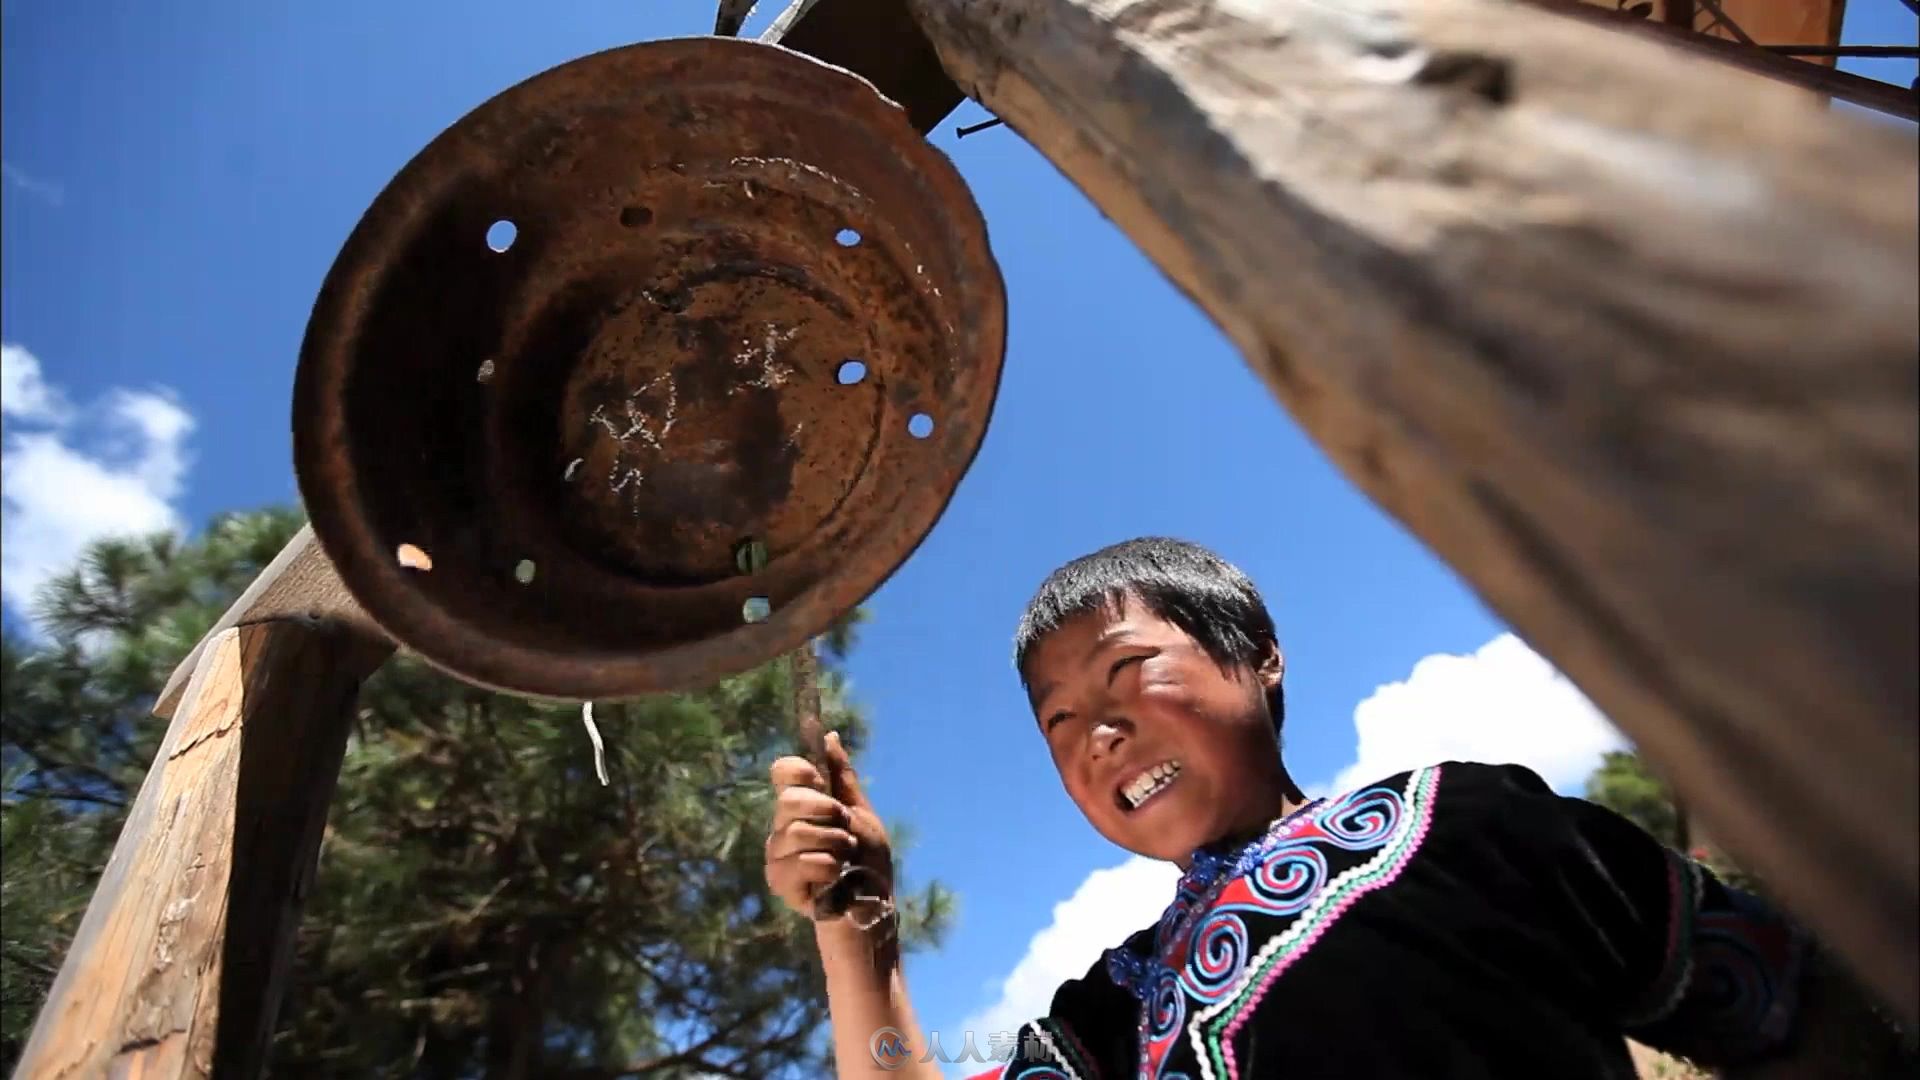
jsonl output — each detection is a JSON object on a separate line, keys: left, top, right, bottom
{"left": 4, "top": 1, "right": 1914, "bottom": 1072}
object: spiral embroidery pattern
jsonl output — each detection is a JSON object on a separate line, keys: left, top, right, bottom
{"left": 1683, "top": 892, "right": 1802, "bottom": 1054}
{"left": 1148, "top": 966, "right": 1187, "bottom": 1040}
{"left": 1107, "top": 767, "right": 1440, "bottom": 1080}
{"left": 1195, "top": 766, "right": 1441, "bottom": 1080}
{"left": 1243, "top": 844, "right": 1328, "bottom": 914}
{"left": 1317, "top": 787, "right": 1403, "bottom": 850}
{"left": 1182, "top": 911, "right": 1250, "bottom": 1001}
{"left": 1696, "top": 938, "right": 1765, "bottom": 1022}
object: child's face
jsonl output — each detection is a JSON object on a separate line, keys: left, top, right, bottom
{"left": 1024, "top": 597, "right": 1288, "bottom": 864}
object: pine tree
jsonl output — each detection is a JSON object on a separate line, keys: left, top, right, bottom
{"left": 1584, "top": 748, "right": 1772, "bottom": 895}
{"left": 1, "top": 509, "right": 952, "bottom": 1078}
{"left": 1582, "top": 750, "right": 1683, "bottom": 851}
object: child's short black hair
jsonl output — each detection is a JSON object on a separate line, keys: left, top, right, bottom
{"left": 1013, "top": 537, "right": 1285, "bottom": 733}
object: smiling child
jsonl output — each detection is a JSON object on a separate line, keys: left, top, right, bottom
{"left": 766, "top": 537, "right": 1898, "bottom": 1078}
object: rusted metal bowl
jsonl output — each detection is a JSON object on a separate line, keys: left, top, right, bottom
{"left": 293, "top": 37, "right": 1006, "bottom": 700}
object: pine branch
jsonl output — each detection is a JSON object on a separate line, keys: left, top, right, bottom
{"left": 1, "top": 944, "right": 58, "bottom": 979}
{"left": 564, "top": 997, "right": 781, "bottom": 1078}
{"left": 10, "top": 785, "right": 126, "bottom": 810}
{"left": 5, "top": 743, "right": 128, "bottom": 803}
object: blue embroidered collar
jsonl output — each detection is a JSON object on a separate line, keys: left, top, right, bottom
{"left": 1181, "top": 797, "right": 1326, "bottom": 894}
{"left": 1105, "top": 797, "right": 1327, "bottom": 996}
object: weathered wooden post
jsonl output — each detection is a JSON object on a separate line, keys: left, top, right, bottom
{"left": 12, "top": 620, "right": 389, "bottom": 1077}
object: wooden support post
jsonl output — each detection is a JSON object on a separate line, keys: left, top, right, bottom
{"left": 763, "top": 0, "right": 1917, "bottom": 126}
{"left": 152, "top": 526, "right": 384, "bottom": 721}
{"left": 13, "top": 621, "right": 386, "bottom": 1079}
{"left": 901, "top": 0, "right": 1919, "bottom": 1020}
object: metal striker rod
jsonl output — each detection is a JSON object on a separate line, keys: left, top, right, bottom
{"left": 737, "top": 538, "right": 886, "bottom": 924}
{"left": 738, "top": 542, "right": 828, "bottom": 769}
{"left": 788, "top": 637, "right": 830, "bottom": 783}
{"left": 788, "top": 636, "right": 885, "bottom": 922}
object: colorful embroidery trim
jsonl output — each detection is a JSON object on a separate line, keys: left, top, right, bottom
{"left": 1191, "top": 765, "right": 1442, "bottom": 1080}
{"left": 1664, "top": 885, "right": 1808, "bottom": 1062}
{"left": 1107, "top": 801, "right": 1331, "bottom": 1077}
{"left": 1036, "top": 1017, "right": 1096, "bottom": 1080}
{"left": 1623, "top": 848, "right": 1703, "bottom": 1029}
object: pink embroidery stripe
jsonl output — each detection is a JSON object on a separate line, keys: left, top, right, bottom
{"left": 1217, "top": 766, "right": 1441, "bottom": 1080}
{"left": 1633, "top": 851, "right": 1689, "bottom": 1025}
{"left": 1625, "top": 855, "right": 1701, "bottom": 1028}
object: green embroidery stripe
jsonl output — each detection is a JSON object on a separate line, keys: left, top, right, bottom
{"left": 1037, "top": 1017, "right": 1093, "bottom": 1079}
{"left": 1197, "top": 767, "right": 1440, "bottom": 1080}
{"left": 1623, "top": 854, "right": 1702, "bottom": 1028}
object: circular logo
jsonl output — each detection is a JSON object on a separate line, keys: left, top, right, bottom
{"left": 868, "top": 1026, "right": 913, "bottom": 1071}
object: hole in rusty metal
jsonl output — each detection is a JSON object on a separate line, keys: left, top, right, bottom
{"left": 908, "top": 413, "right": 935, "bottom": 439}
{"left": 734, "top": 537, "right": 769, "bottom": 576}
{"left": 619, "top": 206, "right": 654, "bottom": 227}
{"left": 836, "top": 360, "right": 867, "bottom": 385}
{"left": 835, "top": 228, "right": 861, "bottom": 247}
{"left": 396, "top": 543, "right": 433, "bottom": 571}
{"left": 742, "top": 596, "right": 772, "bottom": 623}
{"left": 476, "top": 358, "right": 496, "bottom": 383}
{"left": 486, "top": 220, "right": 517, "bottom": 252}
{"left": 515, "top": 559, "right": 537, "bottom": 585}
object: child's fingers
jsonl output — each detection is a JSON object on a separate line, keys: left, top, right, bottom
{"left": 769, "top": 754, "right": 826, "bottom": 793}
{"left": 774, "top": 785, "right": 850, "bottom": 830}
{"left": 771, "top": 851, "right": 852, "bottom": 910}
{"left": 790, "top": 851, "right": 843, "bottom": 874}
{"left": 786, "top": 851, "right": 848, "bottom": 890}
{"left": 823, "top": 731, "right": 871, "bottom": 811}
{"left": 769, "top": 822, "right": 856, "bottom": 861}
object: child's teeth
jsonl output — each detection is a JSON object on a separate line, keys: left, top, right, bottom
{"left": 1125, "top": 761, "right": 1181, "bottom": 808}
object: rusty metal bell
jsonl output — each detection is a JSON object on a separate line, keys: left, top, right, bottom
{"left": 293, "top": 38, "right": 1006, "bottom": 700}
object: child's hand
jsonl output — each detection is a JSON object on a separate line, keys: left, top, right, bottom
{"left": 765, "top": 732, "right": 895, "bottom": 921}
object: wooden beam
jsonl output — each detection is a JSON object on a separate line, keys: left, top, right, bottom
{"left": 760, "top": 0, "right": 1914, "bottom": 125}
{"left": 154, "top": 525, "right": 388, "bottom": 719}
{"left": 902, "top": 0, "right": 1919, "bottom": 1020}
{"left": 14, "top": 622, "right": 385, "bottom": 1079}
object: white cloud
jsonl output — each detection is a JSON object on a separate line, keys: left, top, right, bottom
{"left": 2, "top": 343, "right": 73, "bottom": 423}
{"left": 954, "top": 635, "right": 1625, "bottom": 1053}
{"left": 1317, "top": 633, "right": 1627, "bottom": 797}
{"left": 2, "top": 160, "right": 66, "bottom": 206}
{"left": 1, "top": 343, "right": 196, "bottom": 618}
{"left": 1, "top": 161, "right": 65, "bottom": 207}
{"left": 955, "top": 855, "right": 1179, "bottom": 1042}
